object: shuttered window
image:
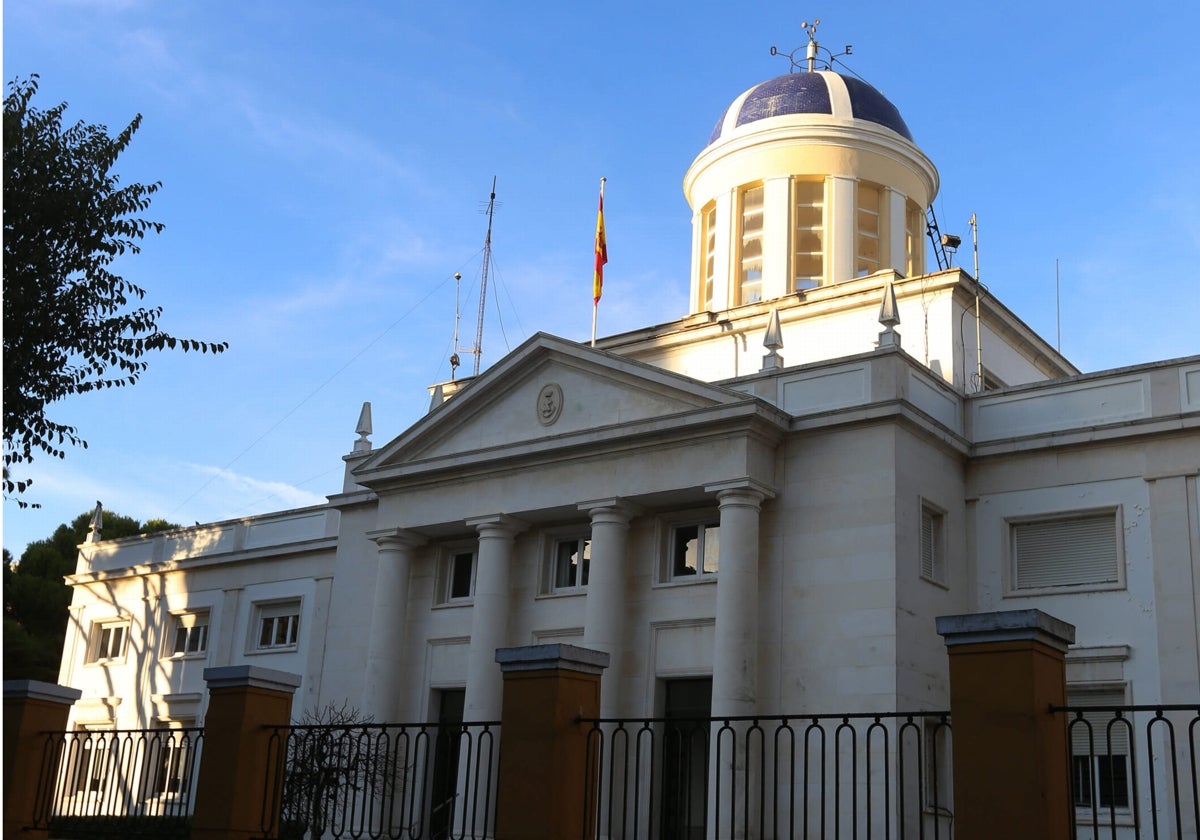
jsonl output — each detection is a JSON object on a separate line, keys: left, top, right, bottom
{"left": 920, "top": 504, "right": 945, "bottom": 584}
{"left": 1012, "top": 511, "right": 1120, "bottom": 590}
{"left": 1068, "top": 688, "right": 1131, "bottom": 810}
{"left": 1068, "top": 689, "right": 1131, "bottom": 756}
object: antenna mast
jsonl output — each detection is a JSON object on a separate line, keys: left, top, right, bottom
{"left": 472, "top": 177, "right": 498, "bottom": 377}
{"left": 971, "top": 213, "right": 982, "bottom": 390}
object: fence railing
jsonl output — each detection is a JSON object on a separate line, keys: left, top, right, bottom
{"left": 1052, "top": 703, "right": 1200, "bottom": 840}
{"left": 580, "top": 711, "right": 952, "bottom": 840}
{"left": 261, "top": 720, "right": 500, "bottom": 840}
{"left": 30, "top": 726, "right": 203, "bottom": 833}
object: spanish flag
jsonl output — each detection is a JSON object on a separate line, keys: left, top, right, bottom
{"left": 593, "top": 178, "right": 607, "bottom": 305}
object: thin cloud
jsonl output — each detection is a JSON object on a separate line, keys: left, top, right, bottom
{"left": 187, "top": 463, "right": 328, "bottom": 514}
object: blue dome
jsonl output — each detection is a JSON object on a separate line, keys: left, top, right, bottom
{"left": 708, "top": 71, "right": 913, "bottom": 145}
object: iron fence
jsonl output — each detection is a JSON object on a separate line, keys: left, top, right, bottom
{"left": 1052, "top": 703, "right": 1200, "bottom": 840}
{"left": 580, "top": 711, "right": 952, "bottom": 840}
{"left": 261, "top": 720, "right": 499, "bottom": 840}
{"left": 30, "top": 726, "right": 203, "bottom": 834}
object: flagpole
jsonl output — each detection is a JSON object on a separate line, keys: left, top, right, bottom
{"left": 591, "top": 177, "right": 607, "bottom": 348}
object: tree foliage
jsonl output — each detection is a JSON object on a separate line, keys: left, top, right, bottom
{"left": 3, "top": 75, "right": 228, "bottom": 503}
{"left": 3, "top": 509, "right": 178, "bottom": 681}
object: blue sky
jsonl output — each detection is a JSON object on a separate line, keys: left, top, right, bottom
{"left": 4, "top": 0, "right": 1197, "bottom": 558}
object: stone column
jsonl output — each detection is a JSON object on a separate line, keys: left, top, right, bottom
{"left": 462, "top": 515, "right": 528, "bottom": 723}
{"left": 493, "top": 644, "right": 610, "bottom": 840}
{"left": 364, "top": 528, "right": 426, "bottom": 720}
{"left": 3, "top": 681, "right": 81, "bottom": 839}
{"left": 707, "top": 481, "right": 771, "bottom": 839}
{"left": 829, "top": 175, "right": 857, "bottom": 284}
{"left": 936, "top": 609, "right": 1075, "bottom": 840}
{"left": 454, "top": 515, "right": 527, "bottom": 839}
{"left": 192, "top": 666, "right": 302, "bottom": 840}
{"left": 579, "top": 498, "right": 639, "bottom": 718}
{"left": 708, "top": 482, "right": 771, "bottom": 719}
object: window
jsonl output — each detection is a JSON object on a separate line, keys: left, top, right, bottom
{"left": 73, "top": 727, "right": 115, "bottom": 794}
{"left": 255, "top": 601, "right": 300, "bottom": 651}
{"left": 1068, "top": 688, "right": 1131, "bottom": 813}
{"left": 87, "top": 621, "right": 129, "bottom": 663}
{"left": 1010, "top": 510, "right": 1121, "bottom": 592}
{"left": 551, "top": 536, "right": 590, "bottom": 593}
{"left": 792, "top": 178, "right": 824, "bottom": 290}
{"left": 856, "top": 182, "right": 882, "bottom": 276}
{"left": 920, "top": 503, "right": 946, "bottom": 585}
{"left": 905, "top": 200, "right": 924, "bottom": 277}
{"left": 738, "top": 184, "right": 764, "bottom": 304}
{"left": 149, "top": 721, "right": 198, "bottom": 796}
{"left": 923, "top": 716, "right": 953, "bottom": 811}
{"left": 437, "top": 548, "right": 477, "bottom": 604}
{"left": 165, "top": 611, "right": 209, "bottom": 658}
{"left": 700, "top": 201, "right": 717, "bottom": 309}
{"left": 669, "top": 521, "right": 720, "bottom": 580}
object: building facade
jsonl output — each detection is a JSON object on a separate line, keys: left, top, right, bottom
{"left": 57, "top": 60, "right": 1199, "bottom": 833}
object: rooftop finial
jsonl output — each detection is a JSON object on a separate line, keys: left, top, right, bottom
{"left": 762, "top": 308, "right": 785, "bottom": 370}
{"left": 877, "top": 281, "right": 902, "bottom": 349}
{"left": 86, "top": 501, "right": 104, "bottom": 544}
{"left": 354, "top": 402, "right": 373, "bottom": 453}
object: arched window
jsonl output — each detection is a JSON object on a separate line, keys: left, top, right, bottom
{"left": 737, "top": 184, "right": 764, "bottom": 304}
{"left": 791, "top": 178, "right": 824, "bottom": 290}
{"left": 856, "top": 182, "right": 882, "bottom": 276}
{"left": 700, "top": 201, "right": 717, "bottom": 310}
{"left": 905, "top": 200, "right": 925, "bottom": 277}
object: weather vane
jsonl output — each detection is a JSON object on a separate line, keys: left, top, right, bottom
{"left": 770, "top": 19, "right": 852, "bottom": 73}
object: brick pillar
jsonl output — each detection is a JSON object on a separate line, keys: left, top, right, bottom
{"left": 493, "top": 644, "right": 610, "bottom": 840}
{"left": 936, "top": 609, "right": 1075, "bottom": 840}
{"left": 192, "top": 666, "right": 301, "bottom": 840}
{"left": 3, "top": 680, "right": 81, "bottom": 838}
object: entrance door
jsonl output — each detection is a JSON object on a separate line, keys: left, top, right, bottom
{"left": 661, "top": 678, "right": 712, "bottom": 840}
{"left": 429, "top": 689, "right": 464, "bottom": 839}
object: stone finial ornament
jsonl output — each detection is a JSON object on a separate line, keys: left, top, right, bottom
{"left": 762, "top": 308, "right": 784, "bottom": 370}
{"left": 85, "top": 501, "right": 103, "bottom": 544}
{"left": 353, "top": 402, "right": 373, "bottom": 453}
{"left": 877, "top": 281, "right": 902, "bottom": 349}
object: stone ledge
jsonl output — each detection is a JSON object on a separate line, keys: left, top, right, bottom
{"left": 3, "top": 680, "right": 83, "bottom": 705}
{"left": 496, "top": 643, "right": 610, "bottom": 675}
{"left": 936, "top": 609, "right": 1076, "bottom": 652}
{"left": 203, "top": 665, "right": 303, "bottom": 692}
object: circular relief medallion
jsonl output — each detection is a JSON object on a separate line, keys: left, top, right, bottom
{"left": 536, "top": 382, "right": 563, "bottom": 426}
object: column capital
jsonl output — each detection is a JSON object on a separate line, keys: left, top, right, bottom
{"left": 367, "top": 527, "right": 428, "bottom": 552}
{"left": 705, "top": 477, "right": 776, "bottom": 506}
{"left": 466, "top": 513, "right": 529, "bottom": 540}
{"left": 577, "top": 497, "right": 642, "bottom": 524}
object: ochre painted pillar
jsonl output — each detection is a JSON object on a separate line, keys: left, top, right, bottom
{"left": 493, "top": 644, "right": 610, "bottom": 840}
{"left": 936, "top": 609, "right": 1075, "bottom": 840}
{"left": 3, "top": 680, "right": 81, "bottom": 838}
{"left": 191, "top": 666, "right": 301, "bottom": 840}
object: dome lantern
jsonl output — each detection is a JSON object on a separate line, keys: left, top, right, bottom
{"left": 683, "top": 65, "right": 939, "bottom": 315}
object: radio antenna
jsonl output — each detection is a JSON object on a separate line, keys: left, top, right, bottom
{"left": 470, "top": 177, "right": 498, "bottom": 377}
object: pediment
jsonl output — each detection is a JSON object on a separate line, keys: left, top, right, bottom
{"left": 358, "top": 333, "right": 750, "bottom": 474}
